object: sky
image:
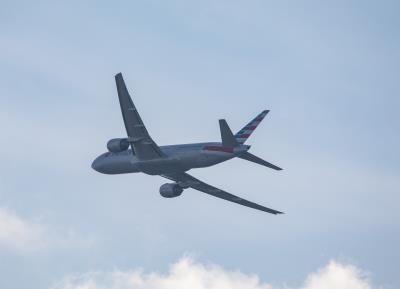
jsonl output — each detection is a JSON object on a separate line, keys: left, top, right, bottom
{"left": 0, "top": 0, "right": 399, "bottom": 288}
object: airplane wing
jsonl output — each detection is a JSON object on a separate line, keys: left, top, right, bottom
{"left": 115, "top": 73, "right": 164, "bottom": 160}
{"left": 161, "top": 172, "right": 283, "bottom": 214}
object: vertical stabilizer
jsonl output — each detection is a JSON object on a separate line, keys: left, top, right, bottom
{"left": 219, "top": 119, "right": 239, "bottom": 147}
{"left": 235, "top": 110, "right": 269, "bottom": 144}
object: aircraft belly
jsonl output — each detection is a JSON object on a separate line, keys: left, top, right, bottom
{"left": 135, "top": 157, "right": 188, "bottom": 175}
{"left": 182, "top": 150, "right": 232, "bottom": 169}
{"left": 201, "top": 153, "right": 232, "bottom": 167}
{"left": 134, "top": 150, "right": 223, "bottom": 174}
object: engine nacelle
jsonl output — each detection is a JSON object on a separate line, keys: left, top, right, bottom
{"left": 107, "top": 138, "right": 129, "bottom": 153}
{"left": 159, "top": 183, "right": 183, "bottom": 198}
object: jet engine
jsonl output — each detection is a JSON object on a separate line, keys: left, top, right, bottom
{"left": 159, "top": 183, "right": 183, "bottom": 198}
{"left": 107, "top": 138, "right": 129, "bottom": 152}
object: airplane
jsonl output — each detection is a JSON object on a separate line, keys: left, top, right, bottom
{"left": 92, "top": 73, "right": 284, "bottom": 214}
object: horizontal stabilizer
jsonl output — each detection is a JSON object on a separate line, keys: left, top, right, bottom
{"left": 238, "top": 152, "right": 282, "bottom": 171}
{"left": 219, "top": 119, "right": 239, "bottom": 147}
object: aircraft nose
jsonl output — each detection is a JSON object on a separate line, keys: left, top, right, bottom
{"left": 91, "top": 156, "right": 104, "bottom": 173}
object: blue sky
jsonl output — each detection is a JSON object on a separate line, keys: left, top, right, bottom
{"left": 0, "top": 1, "right": 399, "bottom": 288}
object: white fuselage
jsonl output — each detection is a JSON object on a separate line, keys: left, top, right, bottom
{"left": 92, "top": 142, "right": 250, "bottom": 175}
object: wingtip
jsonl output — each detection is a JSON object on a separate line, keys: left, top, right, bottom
{"left": 115, "top": 72, "right": 123, "bottom": 78}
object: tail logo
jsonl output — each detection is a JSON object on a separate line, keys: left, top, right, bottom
{"left": 235, "top": 110, "right": 269, "bottom": 144}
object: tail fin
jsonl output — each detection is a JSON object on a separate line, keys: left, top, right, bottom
{"left": 235, "top": 110, "right": 269, "bottom": 144}
{"left": 238, "top": 152, "right": 282, "bottom": 171}
{"left": 219, "top": 119, "right": 239, "bottom": 147}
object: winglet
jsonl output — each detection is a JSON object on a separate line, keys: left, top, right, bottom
{"left": 219, "top": 119, "right": 239, "bottom": 147}
{"left": 115, "top": 73, "right": 128, "bottom": 99}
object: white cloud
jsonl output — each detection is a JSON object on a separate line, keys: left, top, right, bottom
{"left": 0, "top": 207, "right": 93, "bottom": 251}
{"left": 300, "top": 261, "right": 374, "bottom": 289}
{"left": 0, "top": 207, "right": 46, "bottom": 250}
{"left": 51, "top": 257, "right": 380, "bottom": 289}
